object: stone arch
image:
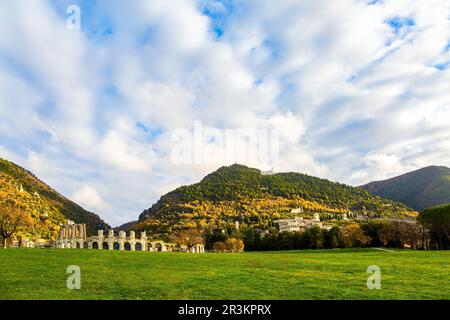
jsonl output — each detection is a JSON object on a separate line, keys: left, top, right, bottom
{"left": 113, "top": 242, "right": 120, "bottom": 250}
{"left": 155, "top": 243, "right": 163, "bottom": 252}
{"left": 124, "top": 242, "right": 132, "bottom": 251}
{"left": 102, "top": 242, "right": 109, "bottom": 250}
{"left": 147, "top": 243, "right": 153, "bottom": 252}
{"left": 76, "top": 242, "right": 81, "bottom": 249}
{"left": 92, "top": 241, "right": 99, "bottom": 249}
{"left": 135, "top": 242, "right": 142, "bottom": 251}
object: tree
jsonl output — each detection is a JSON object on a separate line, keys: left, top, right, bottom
{"left": 360, "top": 221, "right": 384, "bottom": 247}
{"left": 379, "top": 221, "right": 403, "bottom": 248}
{"left": 225, "top": 238, "right": 245, "bottom": 252}
{"left": 323, "top": 226, "right": 342, "bottom": 249}
{"left": 212, "top": 241, "right": 227, "bottom": 252}
{"left": 377, "top": 221, "right": 422, "bottom": 249}
{"left": 401, "top": 222, "right": 421, "bottom": 249}
{"left": 308, "top": 226, "right": 324, "bottom": 249}
{"left": 0, "top": 203, "right": 31, "bottom": 249}
{"left": 298, "top": 227, "right": 324, "bottom": 249}
{"left": 205, "top": 228, "right": 227, "bottom": 250}
{"left": 418, "top": 205, "right": 450, "bottom": 250}
{"left": 174, "top": 229, "right": 204, "bottom": 252}
{"left": 342, "top": 224, "right": 372, "bottom": 252}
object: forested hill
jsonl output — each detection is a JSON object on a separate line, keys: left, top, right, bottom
{"left": 136, "top": 164, "right": 415, "bottom": 235}
{"left": 361, "top": 166, "right": 450, "bottom": 211}
{"left": 0, "top": 158, "right": 109, "bottom": 237}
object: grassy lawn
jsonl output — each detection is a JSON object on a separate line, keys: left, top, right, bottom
{"left": 0, "top": 248, "right": 449, "bottom": 300}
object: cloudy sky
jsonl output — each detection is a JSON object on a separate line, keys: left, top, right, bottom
{"left": 1, "top": 0, "right": 450, "bottom": 226}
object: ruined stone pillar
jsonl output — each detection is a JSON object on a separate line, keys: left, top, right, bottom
{"left": 119, "top": 232, "right": 126, "bottom": 251}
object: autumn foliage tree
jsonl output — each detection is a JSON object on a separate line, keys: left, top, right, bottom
{"left": 174, "top": 229, "right": 204, "bottom": 252}
{"left": 379, "top": 221, "right": 420, "bottom": 249}
{"left": 0, "top": 202, "right": 32, "bottom": 248}
{"left": 342, "top": 224, "right": 372, "bottom": 252}
{"left": 225, "top": 238, "right": 245, "bottom": 252}
{"left": 212, "top": 241, "right": 227, "bottom": 252}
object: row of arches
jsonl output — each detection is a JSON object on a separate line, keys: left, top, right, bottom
{"left": 91, "top": 241, "right": 164, "bottom": 251}
{"left": 60, "top": 225, "right": 84, "bottom": 239}
{"left": 56, "top": 241, "right": 85, "bottom": 249}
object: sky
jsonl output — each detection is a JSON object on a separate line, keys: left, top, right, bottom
{"left": 1, "top": 0, "right": 450, "bottom": 226}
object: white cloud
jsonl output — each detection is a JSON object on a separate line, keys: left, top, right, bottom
{"left": 0, "top": 0, "right": 450, "bottom": 225}
{"left": 72, "top": 186, "right": 108, "bottom": 211}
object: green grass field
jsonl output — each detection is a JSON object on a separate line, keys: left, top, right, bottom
{"left": 0, "top": 248, "right": 449, "bottom": 300}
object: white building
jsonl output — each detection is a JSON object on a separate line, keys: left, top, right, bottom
{"left": 275, "top": 214, "right": 331, "bottom": 233}
{"left": 276, "top": 217, "right": 304, "bottom": 233}
{"left": 291, "top": 207, "right": 304, "bottom": 214}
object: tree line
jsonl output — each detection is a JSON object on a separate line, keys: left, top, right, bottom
{"left": 204, "top": 204, "right": 450, "bottom": 251}
{"left": 2, "top": 196, "right": 449, "bottom": 251}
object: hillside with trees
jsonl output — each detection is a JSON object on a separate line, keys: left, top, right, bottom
{"left": 135, "top": 164, "right": 416, "bottom": 236}
{"left": 361, "top": 166, "right": 450, "bottom": 211}
{"left": 0, "top": 157, "right": 109, "bottom": 241}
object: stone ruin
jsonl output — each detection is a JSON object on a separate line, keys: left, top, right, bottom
{"left": 55, "top": 220, "right": 205, "bottom": 253}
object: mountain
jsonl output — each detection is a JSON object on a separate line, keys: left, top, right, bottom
{"left": 361, "top": 166, "right": 450, "bottom": 211}
{"left": 135, "top": 164, "right": 416, "bottom": 235}
{"left": 0, "top": 157, "right": 109, "bottom": 238}
{"left": 115, "top": 220, "right": 138, "bottom": 232}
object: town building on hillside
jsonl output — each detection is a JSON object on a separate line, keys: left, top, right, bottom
{"left": 275, "top": 214, "right": 332, "bottom": 233}
{"left": 54, "top": 221, "right": 205, "bottom": 253}
{"left": 276, "top": 217, "right": 303, "bottom": 233}
{"left": 291, "top": 206, "right": 304, "bottom": 214}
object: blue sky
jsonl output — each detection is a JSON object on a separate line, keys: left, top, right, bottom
{"left": 1, "top": 0, "right": 450, "bottom": 226}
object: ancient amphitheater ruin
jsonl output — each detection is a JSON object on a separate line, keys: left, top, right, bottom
{"left": 55, "top": 220, "right": 205, "bottom": 253}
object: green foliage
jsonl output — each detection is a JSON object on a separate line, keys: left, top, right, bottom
{"left": 418, "top": 204, "right": 450, "bottom": 250}
{"left": 362, "top": 166, "right": 450, "bottom": 211}
{"left": 323, "top": 226, "right": 343, "bottom": 249}
{"left": 137, "top": 164, "right": 415, "bottom": 235}
{"left": 242, "top": 227, "right": 339, "bottom": 251}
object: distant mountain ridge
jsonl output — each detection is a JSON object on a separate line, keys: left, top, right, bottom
{"left": 0, "top": 157, "right": 109, "bottom": 237}
{"left": 361, "top": 166, "right": 450, "bottom": 211}
{"left": 135, "top": 164, "right": 415, "bottom": 235}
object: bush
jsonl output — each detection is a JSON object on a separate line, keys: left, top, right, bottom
{"left": 212, "top": 241, "right": 227, "bottom": 252}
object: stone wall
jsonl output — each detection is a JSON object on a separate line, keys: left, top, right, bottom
{"left": 55, "top": 222, "right": 205, "bottom": 253}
